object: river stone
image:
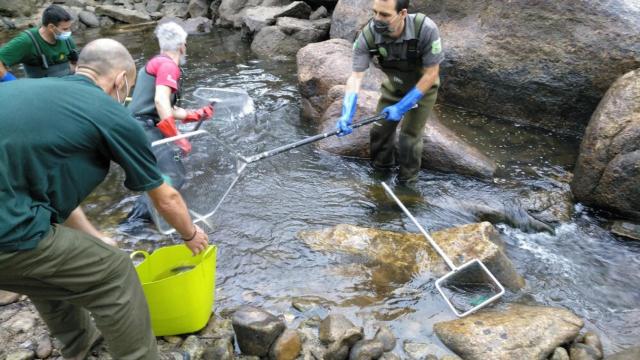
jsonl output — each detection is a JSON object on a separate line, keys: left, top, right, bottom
{"left": 319, "top": 314, "right": 361, "bottom": 344}
{"left": 35, "top": 335, "right": 53, "bottom": 359}
{"left": 297, "top": 39, "right": 386, "bottom": 121}
{"left": 309, "top": 6, "right": 328, "bottom": 20}
{"left": 203, "top": 338, "right": 234, "bottom": 360}
{"left": 329, "top": 0, "right": 370, "bottom": 41}
{"left": 0, "top": 0, "right": 40, "bottom": 17}
{"left": 243, "top": 2, "right": 312, "bottom": 33}
{"left": 180, "top": 335, "right": 205, "bottom": 359}
{"left": 569, "top": 343, "right": 600, "bottom": 360}
{"left": 572, "top": 69, "right": 640, "bottom": 220}
{"left": 611, "top": 221, "right": 640, "bottom": 241}
{"left": 200, "top": 317, "right": 235, "bottom": 343}
{"left": 95, "top": 5, "right": 151, "bottom": 23}
{"left": 373, "top": 325, "right": 396, "bottom": 352}
{"left": 251, "top": 17, "right": 330, "bottom": 58}
{"left": 269, "top": 329, "right": 302, "bottom": 360}
{"left": 551, "top": 347, "right": 570, "bottom": 360}
{"left": 78, "top": 10, "right": 100, "bottom": 28}
{"left": 402, "top": 341, "right": 439, "bottom": 360}
{"left": 5, "top": 350, "right": 35, "bottom": 360}
{"left": 299, "top": 222, "right": 525, "bottom": 291}
{"left": 581, "top": 332, "right": 604, "bottom": 359}
{"left": 605, "top": 346, "right": 640, "bottom": 360}
{"left": 0, "top": 290, "right": 20, "bottom": 306}
{"left": 232, "top": 306, "right": 286, "bottom": 357}
{"left": 433, "top": 304, "right": 584, "bottom": 360}
{"left": 379, "top": 353, "right": 401, "bottom": 360}
{"left": 519, "top": 187, "right": 574, "bottom": 225}
{"left": 162, "top": 3, "right": 189, "bottom": 18}
{"left": 188, "top": 0, "right": 209, "bottom": 18}
{"left": 349, "top": 339, "right": 385, "bottom": 360}
{"left": 6, "top": 311, "right": 38, "bottom": 333}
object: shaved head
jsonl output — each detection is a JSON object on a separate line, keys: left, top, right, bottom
{"left": 77, "top": 38, "right": 136, "bottom": 80}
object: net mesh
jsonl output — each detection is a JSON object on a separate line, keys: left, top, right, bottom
{"left": 437, "top": 260, "right": 503, "bottom": 315}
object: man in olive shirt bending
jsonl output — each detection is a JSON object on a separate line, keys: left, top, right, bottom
{"left": 0, "top": 39, "right": 206, "bottom": 359}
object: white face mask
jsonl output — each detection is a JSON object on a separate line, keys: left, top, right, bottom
{"left": 179, "top": 54, "right": 187, "bottom": 66}
{"left": 115, "top": 75, "right": 130, "bottom": 105}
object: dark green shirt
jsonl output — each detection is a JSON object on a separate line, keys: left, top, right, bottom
{"left": 0, "top": 75, "right": 163, "bottom": 252}
{"left": 0, "top": 27, "right": 77, "bottom": 68}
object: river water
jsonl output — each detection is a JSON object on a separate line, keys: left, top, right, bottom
{"left": 2, "top": 25, "right": 639, "bottom": 356}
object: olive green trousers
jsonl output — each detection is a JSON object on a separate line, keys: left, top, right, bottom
{"left": 0, "top": 225, "right": 159, "bottom": 359}
{"left": 370, "top": 85, "right": 438, "bottom": 182}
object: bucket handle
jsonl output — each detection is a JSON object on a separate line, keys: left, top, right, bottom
{"left": 130, "top": 250, "right": 149, "bottom": 262}
{"left": 201, "top": 245, "right": 215, "bottom": 259}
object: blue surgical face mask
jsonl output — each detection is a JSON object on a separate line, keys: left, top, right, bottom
{"left": 54, "top": 28, "right": 72, "bottom": 41}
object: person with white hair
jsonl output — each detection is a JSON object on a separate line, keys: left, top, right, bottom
{"left": 127, "top": 21, "right": 215, "bottom": 222}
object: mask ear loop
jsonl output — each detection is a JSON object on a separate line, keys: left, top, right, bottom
{"left": 115, "top": 72, "right": 129, "bottom": 105}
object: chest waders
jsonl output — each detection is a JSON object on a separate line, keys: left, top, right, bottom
{"left": 362, "top": 14, "right": 439, "bottom": 182}
{"left": 22, "top": 30, "right": 76, "bottom": 78}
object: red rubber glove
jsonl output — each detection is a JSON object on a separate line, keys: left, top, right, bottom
{"left": 183, "top": 104, "right": 215, "bottom": 123}
{"left": 156, "top": 115, "right": 192, "bottom": 155}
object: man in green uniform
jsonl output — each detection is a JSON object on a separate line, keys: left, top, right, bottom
{"left": 0, "top": 4, "right": 78, "bottom": 81}
{"left": 336, "top": 0, "right": 444, "bottom": 183}
{"left": 0, "top": 39, "right": 207, "bottom": 359}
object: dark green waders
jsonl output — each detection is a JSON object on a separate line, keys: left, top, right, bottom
{"left": 0, "top": 226, "right": 160, "bottom": 359}
{"left": 370, "top": 70, "right": 438, "bottom": 183}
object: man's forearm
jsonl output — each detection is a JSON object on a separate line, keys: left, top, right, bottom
{"left": 64, "top": 206, "right": 104, "bottom": 238}
{"left": 147, "top": 183, "right": 195, "bottom": 239}
{"left": 0, "top": 62, "right": 7, "bottom": 77}
{"left": 415, "top": 64, "right": 440, "bottom": 94}
{"left": 345, "top": 72, "right": 365, "bottom": 94}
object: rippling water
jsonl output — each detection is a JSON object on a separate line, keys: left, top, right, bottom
{"left": 2, "top": 26, "right": 638, "bottom": 356}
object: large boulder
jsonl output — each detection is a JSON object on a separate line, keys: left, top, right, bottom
{"left": 95, "top": 5, "right": 151, "bottom": 23}
{"left": 243, "top": 1, "right": 312, "bottom": 33}
{"left": 434, "top": 304, "right": 584, "bottom": 360}
{"left": 251, "top": 17, "right": 330, "bottom": 58}
{"left": 296, "top": 39, "right": 386, "bottom": 120}
{"left": 316, "top": 86, "right": 497, "bottom": 179}
{"left": 0, "top": 0, "right": 43, "bottom": 17}
{"left": 298, "top": 222, "right": 525, "bottom": 291}
{"left": 571, "top": 69, "right": 640, "bottom": 220}
{"left": 217, "top": 0, "right": 300, "bottom": 28}
{"left": 331, "top": 0, "right": 640, "bottom": 133}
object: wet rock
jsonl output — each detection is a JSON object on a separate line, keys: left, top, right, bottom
{"left": 402, "top": 341, "right": 438, "bottom": 360}
{"left": 319, "top": 314, "right": 361, "bottom": 345}
{"left": 373, "top": 325, "right": 396, "bottom": 352}
{"left": 251, "top": 17, "right": 330, "bottom": 58}
{"left": 569, "top": 343, "right": 600, "bottom": 360}
{"left": 78, "top": 10, "right": 100, "bottom": 28}
{"left": 0, "top": 0, "right": 40, "bottom": 17}
{"left": 379, "top": 353, "right": 401, "bottom": 360}
{"left": 200, "top": 316, "right": 235, "bottom": 343}
{"left": 304, "top": 0, "right": 338, "bottom": 10}
{"left": 6, "top": 311, "right": 38, "bottom": 333}
{"left": 146, "top": 0, "right": 162, "bottom": 13}
{"left": 460, "top": 199, "right": 555, "bottom": 234}
{"left": 203, "top": 338, "right": 234, "bottom": 360}
{"left": 232, "top": 306, "right": 286, "bottom": 357}
{"left": 95, "top": 5, "right": 151, "bottom": 23}
{"left": 349, "top": 339, "right": 384, "bottom": 360}
{"left": 162, "top": 3, "right": 189, "bottom": 19}
{"left": 243, "top": 2, "right": 312, "bottom": 34}
{"left": 5, "top": 350, "right": 35, "bottom": 360}
{"left": 180, "top": 335, "right": 205, "bottom": 359}
{"left": 309, "top": 6, "right": 328, "bottom": 20}
{"left": 188, "top": 0, "right": 209, "bottom": 18}
{"left": 441, "top": 355, "right": 463, "bottom": 360}
{"left": 99, "top": 15, "right": 115, "bottom": 27}
{"left": 299, "top": 222, "right": 525, "bottom": 291}
{"left": 605, "top": 346, "right": 640, "bottom": 360}
{"left": 329, "top": 0, "right": 370, "bottom": 41}
{"left": 519, "top": 187, "right": 574, "bottom": 225}
{"left": 551, "top": 347, "right": 570, "bottom": 360}
{"left": 572, "top": 69, "right": 640, "bottom": 220}
{"left": 35, "top": 335, "right": 53, "bottom": 359}
{"left": 296, "top": 39, "right": 386, "bottom": 121}
{"left": 434, "top": 304, "right": 584, "bottom": 360}
{"left": 163, "top": 336, "right": 183, "bottom": 345}
{"left": 269, "top": 329, "right": 302, "bottom": 360}
{"left": 0, "top": 290, "right": 20, "bottom": 306}
{"left": 182, "top": 17, "right": 213, "bottom": 35}
{"left": 611, "top": 221, "right": 640, "bottom": 241}
{"left": 580, "top": 332, "right": 604, "bottom": 359}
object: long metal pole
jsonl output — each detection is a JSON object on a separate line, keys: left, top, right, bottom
{"left": 382, "top": 182, "right": 457, "bottom": 270}
{"left": 241, "top": 114, "right": 385, "bottom": 164}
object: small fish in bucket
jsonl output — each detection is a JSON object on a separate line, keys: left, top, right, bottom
{"left": 382, "top": 182, "right": 505, "bottom": 317}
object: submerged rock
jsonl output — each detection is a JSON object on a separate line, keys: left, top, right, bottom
{"left": 605, "top": 346, "right": 640, "bottom": 360}
{"left": 611, "top": 221, "right": 640, "bottom": 241}
{"left": 433, "top": 304, "right": 584, "bottom": 360}
{"left": 298, "top": 222, "right": 525, "bottom": 291}
{"left": 572, "top": 69, "right": 640, "bottom": 221}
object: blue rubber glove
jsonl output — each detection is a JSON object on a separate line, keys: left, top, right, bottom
{"left": 0, "top": 71, "right": 16, "bottom": 82}
{"left": 381, "top": 87, "right": 424, "bottom": 121}
{"left": 336, "top": 92, "right": 358, "bottom": 136}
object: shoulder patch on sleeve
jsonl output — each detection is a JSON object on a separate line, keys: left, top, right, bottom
{"left": 431, "top": 38, "right": 442, "bottom": 54}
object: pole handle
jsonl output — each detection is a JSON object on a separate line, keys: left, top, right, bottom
{"left": 381, "top": 182, "right": 457, "bottom": 270}
{"left": 243, "top": 114, "right": 385, "bottom": 164}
